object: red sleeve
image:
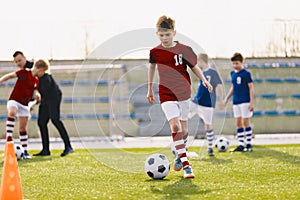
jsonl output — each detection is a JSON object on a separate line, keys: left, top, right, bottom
{"left": 149, "top": 49, "right": 156, "bottom": 64}
{"left": 183, "top": 46, "right": 197, "bottom": 68}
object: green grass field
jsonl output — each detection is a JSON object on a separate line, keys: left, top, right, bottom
{"left": 1, "top": 144, "right": 300, "bottom": 199}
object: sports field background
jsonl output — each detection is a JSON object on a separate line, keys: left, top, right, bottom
{"left": 0, "top": 58, "right": 300, "bottom": 199}
{"left": 1, "top": 57, "right": 300, "bottom": 139}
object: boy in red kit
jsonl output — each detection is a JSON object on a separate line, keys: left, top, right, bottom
{"left": 0, "top": 52, "right": 40, "bottom": 159}
{"left": 147, "top": 15, "right": 212, "bottom": 178}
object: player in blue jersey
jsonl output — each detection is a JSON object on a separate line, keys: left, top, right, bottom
{"left": 223, "top": 52, "right": 254, "bottom": 152}
{"left": 190, "top": 53, "right": 223, "bottom": 156}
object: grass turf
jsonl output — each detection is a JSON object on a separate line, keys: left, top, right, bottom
{"left": 1, "top": 144, "right": 300, "bottom": 199}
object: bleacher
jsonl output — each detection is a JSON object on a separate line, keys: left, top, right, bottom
{"left": 0, "top": 58, "right": 300, "bottom": 137}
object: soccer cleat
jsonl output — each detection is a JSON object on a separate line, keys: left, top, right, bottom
{"left": 173, "top": 157, "right": 183, "bottom": 171}
{"left": 60, "top": 147, "right": 74, "bottom": 157}
{"left": 183, "top": 166, "right": 195, "bottom": 179}
{"left": 246, "top": 144, "right": 253, "bottom": 152}
{"left": 33, "top": 150, "right": 51, "bottom": 156}
{"left": 208, "top": 148, "right": 214, "bottom": 156}
{"left": 23, "top": 151, "right": 31, "bottom": 159}
{"left": 230, "top": 145, "right": 245, "bottom": 152}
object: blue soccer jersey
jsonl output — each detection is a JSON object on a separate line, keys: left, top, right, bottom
{"left": 231, "top": 69, "right": 253, "bottom": 105}
{"left": 192, "top": 68, "right": 222, "bottom": 108}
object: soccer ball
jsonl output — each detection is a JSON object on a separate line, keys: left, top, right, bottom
{"left": 14, "top": 144, "right": 24, "bottom": 160}
{"left": 215, "top": 137, "right": 230, "bottom": 152}
{"left": 145, "top": 154, "right": 170, "bottom": 179}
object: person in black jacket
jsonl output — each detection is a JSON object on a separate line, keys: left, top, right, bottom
{"left": 32, "top": 59, "right": 74, "bottom": 157}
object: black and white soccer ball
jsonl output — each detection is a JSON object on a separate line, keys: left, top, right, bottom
{"left": 14, "top": 144, "right": 24, "bottom": 160}
{"left": 145, "top": 154, "right": 170, "bottom": 179}
{"left": 215, "top": 137, "right": 230, "bottom": 152}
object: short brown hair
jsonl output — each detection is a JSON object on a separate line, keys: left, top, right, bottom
{"left": 34, "top": 59, "right": 49, "bottom": 70}
{"left": 231, "top": 52, "right": 244, "bottom": 62}
{"left": 198, "top": 53, "right": 208, "bottom": 64}
{"left": 13, "top": 51, "right": 24, "bottom": 57}
{"left": 156, "top": 15, "right": 175, "bottom": 31}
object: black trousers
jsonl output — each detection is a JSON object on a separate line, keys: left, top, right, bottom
{"left": 37, "top": 94, "right": 71, "bottom": 151}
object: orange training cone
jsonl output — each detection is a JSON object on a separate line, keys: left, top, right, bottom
{"left": 0, "top": 141, "right": 23, "bottom": 200}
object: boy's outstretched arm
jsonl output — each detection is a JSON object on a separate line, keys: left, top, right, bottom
{"left": 0, "top": 72, "right": 17, "bottom": 84}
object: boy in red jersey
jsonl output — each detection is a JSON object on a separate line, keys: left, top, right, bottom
{"left": 147, "top": 15, "right": 212, "bottom": 178}
{"left": 0, "top": 53, "right": 40, "bottom": 159}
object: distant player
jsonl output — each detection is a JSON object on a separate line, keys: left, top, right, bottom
{"left": 190, "top": 53, "right": 223, "bottom": 156}
{"left": 222, "top": 52, "right": 254, "bottom": 152}
{"left": 147, "top": 15, "right": 212, "bottom": 178}
{"left": 32, "top": 59, "right": 74, "bottom": 157}
{"left": 13, "top": 51, "right": 37, "bottom": 111}
{"left": 0, "top": 52, "right": 40, "bottom": 159}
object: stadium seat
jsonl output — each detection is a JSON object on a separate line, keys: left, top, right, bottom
{"left": 98, "top": 97, "right": 109, "bottom": 102}
{"left": 291, "top": 94, "right": 300, "bottom": 99}
{"left": 246, "top": 63, "right": 259, "bottom": 68}
{"left": 80, "top": 97, "right": 95, "bottom": 103}
{"left": 101, "top": 113, "right": 110, "bottom": 119}
{"left": 63, "top": 97, "right": 78, "bottom": 103}
{"left": 83, "top": 114, "right": 100, "bottom": 119}
{"left": 279, "top": 63, "right": 289, "bottom": 68}
{"left": 265, "top": 78, "right": 282, "bottom": 83}
{"left": 66, "top": 114, "right": 82, "bottom": 119}
{"left": 96, "top": 80, "right": 109, "bottom": 86}
{"left": 263, "top": 63, "right": 273, "bottom": 68}
{"left": 0, "top": 115, "right": 7, "bottom": 120}
{"left": 30, "top": 114, "right": 38, "bottom": 120}
{"left": 282, "top": 110, "right": 298, "bottom": 116}
{"left": 59, "top": 80, "right": 73, "bottom": 86}
{"left": 261, "top": 94, "right": 277, "bottom": 99}
{"left": 253, "top": 78, "right": 263, "bottom": 83}
{"left": 215, "top": 111, "right": 232, "bottom": 117}
{"left": 283, "top": 78, "right": 299, "bottom": 83}
{"left": 0, "top": 99, "right": 7, "bottom": 104}
{"left": 264, "top": 110, "right": 280, "bottom": 116}
{"left": 7, "top": 82, "right": 15, "bottom": 87}
{"left": 130, "top": 113, "right": 136, "bottom": 119}
{"left": 224, "top": 79, "right": 231, "bottom": 84}
{"left": 253, "top": 111, "right": 263, "bottom": 116}
{"left": 75, "top": 80, "right": 92, "bottom": 86}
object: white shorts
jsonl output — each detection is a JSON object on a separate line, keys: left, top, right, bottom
{"left": 161, "top": 99, "right": 190, "bottom": 121}
{"left": 233, "top": 103, "right": 253, "bottom": 118}
{"left": 189, "top": 102, "right": 214, "bottom": 125}
{"left": 7, "top": 100, "right": 30, "bottom": 117}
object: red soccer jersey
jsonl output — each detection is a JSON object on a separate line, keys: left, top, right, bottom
{"left": 149, "top": 42, "right": 197, "bottom": 103}
{"left": 9, "top": 68, "right": 39, "bottom": 106}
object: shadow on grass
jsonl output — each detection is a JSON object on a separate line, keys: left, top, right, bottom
{"left": 149, "top": 178, "right": 214, "bottom": 199}
{"left": 243, "top": 145, "right": 300, "bottom": 167}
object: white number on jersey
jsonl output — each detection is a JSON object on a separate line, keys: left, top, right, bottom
{"left": 174, "top": 54, "right": 183, "bottom": 66}
{"left": 236, "top": 77, "right": 241, "bottom": 84}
